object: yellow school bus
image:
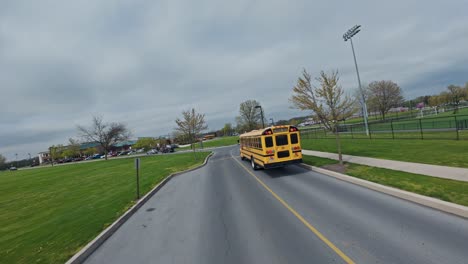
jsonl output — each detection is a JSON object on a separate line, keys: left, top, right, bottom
{"left": 239, "top": 125, "right": 302, "bottom": 170}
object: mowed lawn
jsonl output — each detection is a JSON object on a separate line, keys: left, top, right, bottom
{"left": 302, "top": 155, "right": 468, "bottom": 207}
{"left": 301, "top": 138, "right": 468, "bottom": 168}
{"left": 0, "top": 152, "right": 210, "bottom": 264}
{"left": 179, "top": 136, "right": 238, "bottom": 150}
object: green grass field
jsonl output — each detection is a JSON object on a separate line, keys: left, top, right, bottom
{"left": 340, "top": 107, "right": 468, "bottom": 125}
{"left": 0, "top": 152, "right": 210, "bottom": 264}
{"left": 179, "top": 136, "right": 238, "bottom": 150}
{"left": 302, "top": 155, "right": 468, "bottom": 206}
{"left": 301, "top": 129, "right": 468, "bottom": 140}
{"left": 301, "top": 138, "right": 468, "bottom": 168}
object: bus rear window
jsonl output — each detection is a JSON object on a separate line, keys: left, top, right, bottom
{"left": 275, "top": 135, "right": 288, "bottom": 146}
{"left": 265, "top": 136, "right": 273, "bottom": 147}
{"left": 290, "top": 133, "right": 298, "bottom": 144}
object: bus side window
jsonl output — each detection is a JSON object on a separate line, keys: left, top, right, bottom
{"left": 265, "top": 136, "right": 273, "bottom": 148}
{"left": 290, "top": 133, "right": 298, "bottom": 144}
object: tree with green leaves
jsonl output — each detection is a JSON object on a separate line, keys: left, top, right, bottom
{"left": 63, "top": 138, "right": 81, "bottom": 158}
{"left": 175, "top": 108, "right": 208, "bottom": 152}
{"left": 83, "top": 147, "right": 97, "bottom": 157}
{"left": 290, "top": 69, "right": 356, "bottom": 165}
{"left": 49, "top": 145, "right": 65, "bottom": 166}
{"left": 236, "top": 99, "right": 264, "bottom": 132}
{"left": 222, "top": 123, "right": 233, "bottom": 136}
{"left": 447, "top": 84, "right": 466, "bottom": 114}
{"left": 134, "top": 137, "right": 158, "bottom": 151}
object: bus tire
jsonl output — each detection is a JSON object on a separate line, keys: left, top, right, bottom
{"left": 241, "top": 155, "right": 245, "bottom": 161}
{"left": 251, "top": 156, "right": 259, "bottom": 170}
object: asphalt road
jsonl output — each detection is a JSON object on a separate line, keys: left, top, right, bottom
{"left": 84, "top": 146, "right": 468, "bottom": 264}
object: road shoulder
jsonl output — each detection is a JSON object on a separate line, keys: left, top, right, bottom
{"left": 298, "top": 163, "right": 468, "bottom": 219}
{"left": 65, "top": 152, "right": 213, "bottom": 264}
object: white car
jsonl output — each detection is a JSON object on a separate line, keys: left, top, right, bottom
{"left": 146, "top": 149, "right": 158, "bottom": 155}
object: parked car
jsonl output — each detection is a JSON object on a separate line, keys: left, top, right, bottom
{"left": 9, "top": 166, "right": 17, "bottom": 171}
{"left": 161, "top": 146, "right": 174, "bottom": 153}
{"left": 118, "top": 151, "right": 129, "bottom": 156}
{"left": 147, "top": 149, "right": 158, "bottom": 155}
{"left": 92, "top": 154, "right": 102, "bottom": 159}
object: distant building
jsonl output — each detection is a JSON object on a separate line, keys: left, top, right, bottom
{"left": 38, "top": 151, "right": 51, "bottom": 164}
{"left": 111, "top": 140, "right": 137, "bottom": 152}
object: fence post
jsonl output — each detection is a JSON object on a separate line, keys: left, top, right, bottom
{"left": 350, "top": 125, "right": 354, "bottom": 139}
{"left": 368, "top": 123, "right": 372, "bottom": 139}
{"left": 390, "top": 120, "right": 395, "bottom": 140}
{"left": 419, "top": 119, "right": 423, "bottom": 140}
{"left": 455, "top": 116, "right": 459, "bottom": 140}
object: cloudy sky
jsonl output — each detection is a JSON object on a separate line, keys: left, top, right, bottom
{"left": 1, "top": 0, "right": 468, "bottom": 161}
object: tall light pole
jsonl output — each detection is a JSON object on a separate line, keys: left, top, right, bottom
{"left": 343, "top": 25, "right": 369, "bottom": 136}
{"left": 255, "top": 105, "right": 265, "bottom": 129}
{"left": 28, "top": 153, "right": 31, "bottom": 166}
{"left": 270, "top": 118, "right": 275, "bottom": 126}
{"left": 15, "top": 153, "right": 18, "bottom": 168}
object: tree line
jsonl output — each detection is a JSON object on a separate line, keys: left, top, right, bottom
{"left": 405, "top": 82, "right": 468, "bottom": 114}
{"left": 4, "top": 74, "right": 465, "bottom": 169}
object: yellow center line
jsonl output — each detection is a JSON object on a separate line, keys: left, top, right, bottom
{"left": 231, "top": 154, "right": 355, "bottom": 264}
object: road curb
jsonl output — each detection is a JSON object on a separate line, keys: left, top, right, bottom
{"left": 298, "top": 163, "right": 468, "bottom": 219}
{"left": 65, "top": 152, "right": 214, "bottom": 264}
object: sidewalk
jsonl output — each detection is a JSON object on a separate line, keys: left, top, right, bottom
{"left": 302, "top": 150, "right": 468, "bottom": 182}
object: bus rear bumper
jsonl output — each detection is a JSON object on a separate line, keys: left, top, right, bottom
{"left": 263, "top": 159, "right": 303, "bottom": 169}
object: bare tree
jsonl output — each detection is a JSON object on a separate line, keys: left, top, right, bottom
{"left": 175, "top": 108, "right": 208, "bottom": 152}
{"left": 0, "top": 154, "right": 6, "bottom": 167}
{"left": 367, "top": 80, "right": 404, "bottom": 120}
{"left": 235, "top": 100, "right": 264, "bottom": 132}
{"left": 77, "top": 116, "right": 130, "bottom": 160}
{"left": 290, "top": 69, "right": 356, "bottom": 165}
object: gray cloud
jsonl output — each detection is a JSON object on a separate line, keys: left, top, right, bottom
{"left": 1, "top": 0, "right": 468, "bottom": 160}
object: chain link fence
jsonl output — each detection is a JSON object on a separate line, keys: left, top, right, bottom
{"left": 300, "top": 115, "right": 468, "bottom": 140}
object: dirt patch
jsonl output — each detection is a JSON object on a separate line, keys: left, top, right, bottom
{"left": 321, "top": 163, "right": 347, "bottom": 174}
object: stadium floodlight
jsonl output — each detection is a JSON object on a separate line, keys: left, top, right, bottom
{"left": 343, "top": 25, "right": 369, "bottom": 136}
{"left": 255, "top": 105, "right": 265, "bottom": 129}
